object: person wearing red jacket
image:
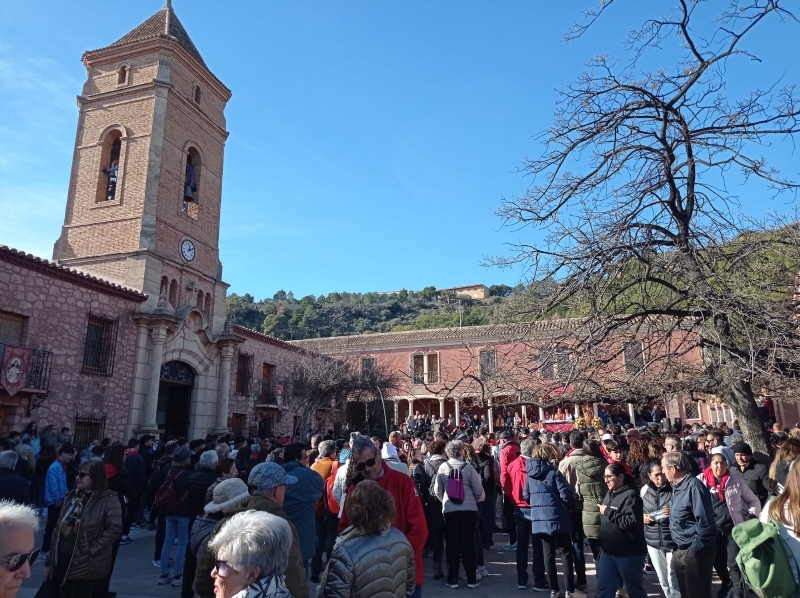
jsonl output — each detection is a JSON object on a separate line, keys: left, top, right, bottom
{"left": 339, "top": 437, "right": 427, "bottom": 598}
{"left": 508, "top": 438, "right": 549, "bottom": 590}
{"left": 499, "top": 432, "right": 521, "bottom": 550}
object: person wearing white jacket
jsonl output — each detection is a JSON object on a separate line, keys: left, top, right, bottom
{"left": 433, "top": 440, "right": 485, "bottom": 589}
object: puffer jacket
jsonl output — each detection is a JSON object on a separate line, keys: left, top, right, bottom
{"left": 575, "top": 456, "right": 607, "bottom": 539}
{"left": 189, "top": 514, "right": 221, "bottom": 558}
{"left": 523, "top": 458, "right": 573, "bottom": 536}
{"left": 433, "top": 458, "right": 485, "bottom": 513}
{"left": 48, "top": 489, "right": 122, "bottom": 581}
{"left": 185, "top": 467, "right": 218, "bottom": 517}
{"left": 195, "top": 494, "right": 308, "bottom": 598}
{"left": 641, "top": 481, "right": 675, "bottom": 550}
{"left": 318, "top": 527, "right": 415, "bottom": 598}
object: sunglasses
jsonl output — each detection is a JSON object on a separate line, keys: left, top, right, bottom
{"left": 354, "top": 458, "right": 376, "bottom": 471}
{"left": 1, "top": 549, "right": 39, "bottom": 572}
{"left": 213, "top": 559, "right": 235, "bottom": 577}
{"left": 76, "top": 472, "right": 90, "bottom": 479}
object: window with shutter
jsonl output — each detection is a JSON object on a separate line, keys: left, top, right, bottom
{"left": 0, "top": 311, "right": 25, "bottom": 346}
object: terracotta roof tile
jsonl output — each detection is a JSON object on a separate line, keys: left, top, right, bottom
{"left": 0, "top": 245, "right": 148, "bottom": 302}
{"left": 289, "top": 320, "right": 586, "bottom": 353}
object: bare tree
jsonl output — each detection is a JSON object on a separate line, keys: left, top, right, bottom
{"left": 285, "top": 346, "right": 402, "bottom": 438}
{"left": 491, "top": 1, "right": 800, "bottom": 452}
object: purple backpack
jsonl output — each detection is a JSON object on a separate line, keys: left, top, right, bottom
{"left": 447, "top": 466, "right": 465, "bottom": 504}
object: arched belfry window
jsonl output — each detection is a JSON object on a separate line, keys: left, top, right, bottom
{"left": 193, "top": 85, "right": 202, "bottom": 104}
{"left": 117, "top": 65, "right": 128, "bottom": 85}
{"left": 182, "top": 147, "right": 201, "bottom": 218}
{"left": 168, "top": 279, "right": 178, "bottom": 306}
{"left": 96, "top": 130, "right": 123, "bottom": 203}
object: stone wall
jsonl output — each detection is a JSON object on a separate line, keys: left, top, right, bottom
{"left": 0, "top": 249, "right": 146, "bottom": 440}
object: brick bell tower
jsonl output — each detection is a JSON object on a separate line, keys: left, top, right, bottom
{"left": 53, "top": 0, "right": 232, "bottom": 333}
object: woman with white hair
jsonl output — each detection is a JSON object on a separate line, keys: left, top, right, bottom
{"left": 208, "top": 509, "right": 293, "bottom": 598}
{"left": 0, "top": 500, "right": 39, "bottom": 598}
{"left": 433, "top": 439, "right": 485, "bottom": 588}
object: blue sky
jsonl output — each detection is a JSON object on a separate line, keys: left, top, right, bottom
{"left": 0, "top": 1, "right": 797, "bottom": 299}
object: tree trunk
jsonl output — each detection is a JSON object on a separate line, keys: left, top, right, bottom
{"left": 724, "top": 378, "right": 771, "bottom": 457}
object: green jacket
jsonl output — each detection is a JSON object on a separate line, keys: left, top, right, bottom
{"left": 575, "top": 456, "right": 608, "bottom": 539}
{"left": 194, "top": 494, "right": 309, "bottom": 598}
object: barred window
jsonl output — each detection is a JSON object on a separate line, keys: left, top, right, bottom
{"left": 361, "top": 357, "right": 376, "bottom": 375}
{"left": 684, "top": 401, "right": 700, "bottom": 420}
{"left": 81, "top": 314, "right": 119, "bottom": 376}
{"left": 426, "top": 353, "right": 439, "bottom": 383}
{"left": 479, "top": 350, "right": 496, "bottom": 380}
{"left": 412, "top": 354, "right": 425, "bottom": 385}
{"left": 540, "top": 349, "right": 572, "bottom": 380}
{"left": 624, "top": 341, "right": 645, "bottom": 375}
{"left": 0, "top": 311, "right": 25, "bottom": 345}
{"left": 236, "top": 352, "right": 254, "bottom": 395}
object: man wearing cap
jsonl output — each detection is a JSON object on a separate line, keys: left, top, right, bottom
{"left": 339, "top": 437, "right": 427, "bottom": 598}
{"left": 733, "top": 442, "right": 770, "bottom": 506}
{"left": 194, "top": 462, "right": 308, "bottom": 598}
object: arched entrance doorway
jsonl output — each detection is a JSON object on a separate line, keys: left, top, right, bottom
{"left": 157, "top": 361, "right": 195, "bottom": 438}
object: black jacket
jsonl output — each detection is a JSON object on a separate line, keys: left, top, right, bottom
{"left": 107, "top": 465, "right": 137, "bottom": 519}
{"left": 0, "top": 467, "right": 30, "bottom": 504}
{"left": 669, "top": 473, "right": 716, "bottom": 552}
{"left": 599, "top": 484, "right": 646, "bottom": 557}
{"left": 125, "top": 453, "right": 147, "bottom": 495}
{"left": 641, "top": 481, "right": 675, "bottom": 550}
{"left": 185, "top": 468, "right": 218, "bottom": 516}
{"left": 737, "top": 460, "right": 769, "bottom": 506}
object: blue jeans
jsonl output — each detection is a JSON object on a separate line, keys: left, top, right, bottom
{"left": 160, "top": 515, "right": 190, "bottom": 577}
{"left": 596, "top": 552, "right": 647, "bottom": 598}
{"left": 514, "top": 507, "right": 547, "bottom": 587}
{"left": 411, "top": 584, "right": 422, "bottom": 598}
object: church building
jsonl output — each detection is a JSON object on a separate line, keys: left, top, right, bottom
{"left": 0, "top": 2, "right": 318, "bottom": 442}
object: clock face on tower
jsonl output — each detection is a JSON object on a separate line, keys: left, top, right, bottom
{"left": 180, "top": 239, "right": 195, "bottom": 262}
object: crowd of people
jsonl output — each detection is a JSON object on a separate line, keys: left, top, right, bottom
{"left": 0, "top": 415, "right": 798, "bottom": 597}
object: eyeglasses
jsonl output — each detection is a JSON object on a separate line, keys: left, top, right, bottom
{"left": 354, "top": 458, "right": 376, "bottom": 471}
{"left": 0, "top": 549, "right": 39, "bottom": 572}
{"left": 76, "top": 472, "right": 90, "bottom": 479}
{"left": 213, "top": 559, "right": 235, "bottom": 577}
{"left": 603, "top": 475, "right": 618, "bottom": 480}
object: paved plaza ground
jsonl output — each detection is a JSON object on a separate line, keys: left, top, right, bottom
{"left": 18, "top": 520, "right": 726, "bottom": 598}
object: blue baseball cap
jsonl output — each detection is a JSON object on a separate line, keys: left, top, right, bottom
{"left": 248, "top": 462, "right": 298, "bottom": 491}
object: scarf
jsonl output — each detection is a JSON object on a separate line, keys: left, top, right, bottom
{"left": 703, "top": 467, "right": 729, "bottom": 501}
{"left": 60, "top": 490, "right": 92, "bottom": 537}
{"left": 231, "top": 574, "right": 291, "bottom": 598}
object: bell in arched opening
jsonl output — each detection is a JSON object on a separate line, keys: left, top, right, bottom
{"left": 184, "top": 154, "right": 197, "bottom": 202}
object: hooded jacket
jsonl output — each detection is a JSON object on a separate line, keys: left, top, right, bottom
{"left": 599, "top": 484, "right": 647, "bottom": 557}
{"left": 319, "top": 527, "right": 416, "bottom": 598}
{"left": 696, "top": 468, "right": 761, "bottom": 527}
{"left": 433, "top": 458, "right": 485, "bottom": 513}
{"left": 282, "top": 460, "right": 324, "bottom": 561}
{"left": 522, "top": 458, "right": 573, "bottom": 536}
{"left": 669, "top": 472, "right": 717, "bottom": 553}
{"left": 382, "top": 444, "right": 410, "bottom": 476}
{"left": 0, "top": 467, "right": 30, "bottom": 505}
{"left": 499, "top": 442, "right": 521, "bottom": 497}
{"left": 194, "top": 494, "right": 309, "bottom": 598}
{"left": 186, "top": 467, "right": 219, "bottom": 517}
{"left": 575, "top": 456, "right": 607, "bottom": 539}
{"left": 507, "top": 454, "right": 532, "bottom": 508}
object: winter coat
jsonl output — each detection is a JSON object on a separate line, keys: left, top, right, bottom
{"left": 189, "top": 514, "right": 222, "bottom": 559}
{"left": 736, "top": 460, "right": 770, "bottom": 506}
{"left": 507, "top": 455, "right": 532, "bottom": 508}
{"left": 195, "top": 494, "right": 308, "bottom": 598}
{"left": 640, "top": 481, "right": 676, "bottom": 550}
{"left": 522, "top": 458, "right": 573, "bottom": 536}
{"left": 575, "top": 456, "right": 607, "bottom": 539}
{"left": 339, "top": 464, "right": 428, "bottom": 587}
{"left": 311, "top": 457, "right": 337, "bottom": 517}
{"left": 318, "top": 527, "right": 416, "bottom": 598}
{"left": 499, "top": 442, "right": 521, "bottom": 497}
{"left": 410, "top": 462, "right": 431, "bottom": 508}
{"left": 47, "top": 489, "right": 122, "bottom": 581}
{"left": 475, "top": 453, "right": 500, "bottom": 496}
{"left": 0, "top": 467, "right": 30, "bottom": 504}
{"left": 160, "top": 465, "right": 193, "bottom": 517}
{"left": 599, "top": 484, "right": 647, "bottom": 557}
{"left": 14, "top": 444, "right": 35, "bottom": 475}
{"left": 696, "top": 469, "right": 761, "bottom": 527}
{"left": 433, "top": 458, "right": 485, "bottom": 513}
{"left": 186, "top": 468, "right": 219, "bottom": 517}
{"left": 669, "top": 473, "right": 717, "bottom": 552}
{"left": 558, "top": 448, "right": 584, "bottom": 490}
{"left": 423, "top": 454, "right": 447, "bottom": 529}
{"left": 283, "top": 461, "right": 324, "bottom": 562}
{"left": 45, "top": 459, "right": 68, "bottom": 506}
{"left": 125, "top": 452, "right": 147, "bottom": 495}
{"left": 106, "top": 465, "right": 137, "bottom": 521}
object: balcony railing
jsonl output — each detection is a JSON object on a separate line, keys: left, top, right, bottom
{"left": 27, "top": 348, "right": 53, "bottom": 391}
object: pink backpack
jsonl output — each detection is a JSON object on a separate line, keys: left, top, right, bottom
{"left": 447, "top": 466, "right": 465, "bottom": 504}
